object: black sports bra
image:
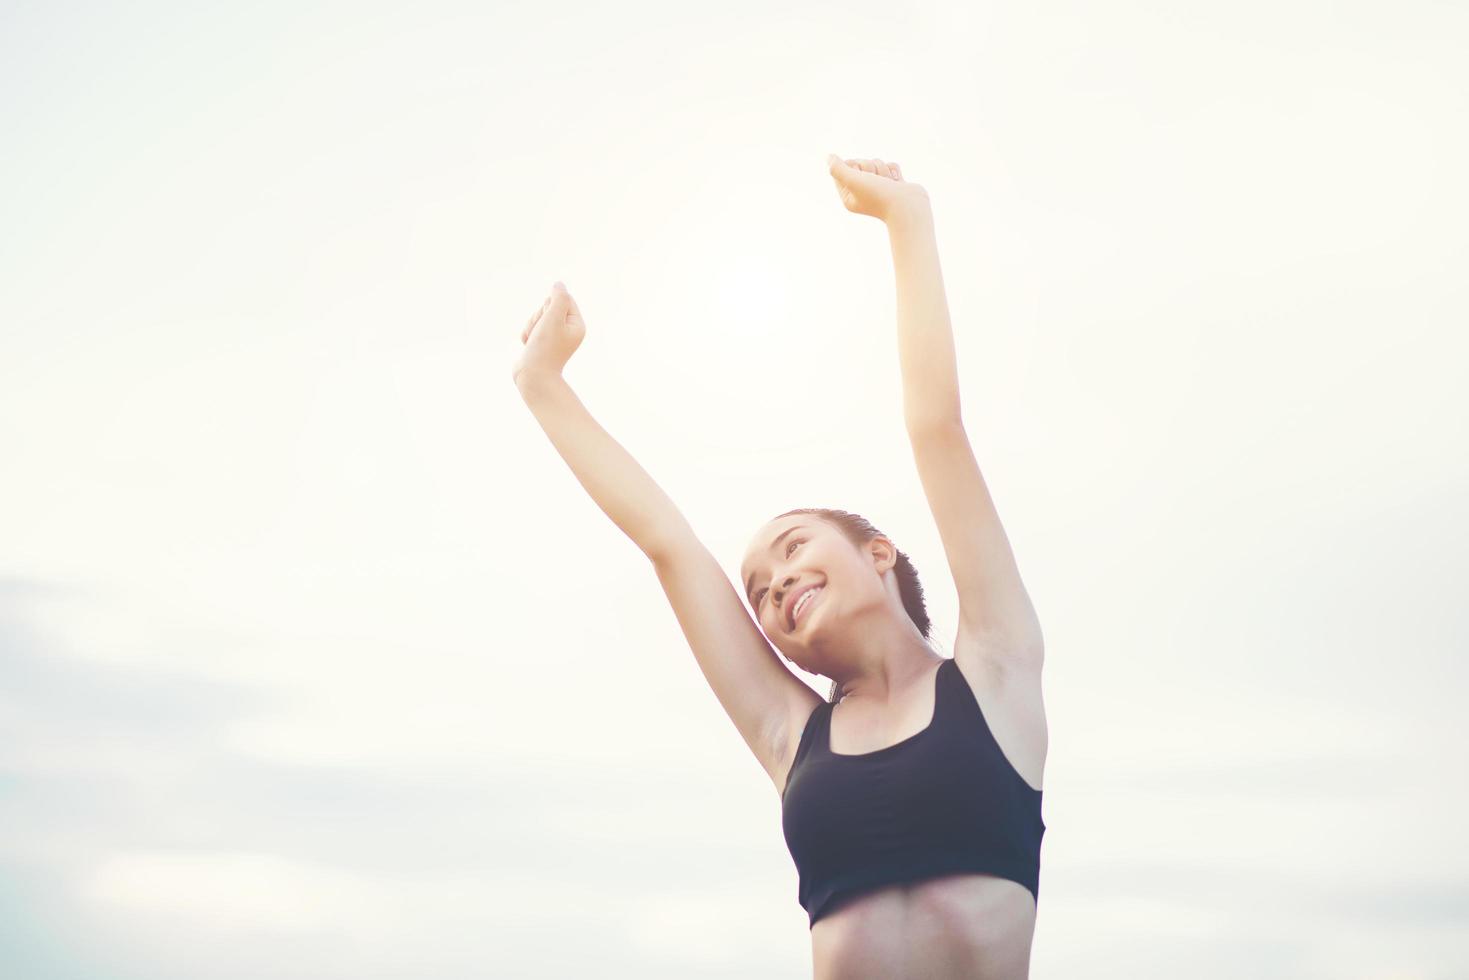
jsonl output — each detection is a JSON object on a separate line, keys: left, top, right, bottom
{"left": 779, "top": 656, "right": 1045, "bottom": 927}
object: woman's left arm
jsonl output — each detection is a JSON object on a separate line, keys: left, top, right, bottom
{"left": 887, "top": 197, "right": 962, "bottom": 432}
{"left": 887, "top": 196, "right": 1045, "bottom": 665}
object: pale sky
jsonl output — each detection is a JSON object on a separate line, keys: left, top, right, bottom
{"left": 2, "top": 2, "right": 1466, "bottom": 977}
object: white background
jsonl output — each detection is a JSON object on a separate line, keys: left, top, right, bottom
{"left": 2, "top": 1, "right": 1465, "bottom": 977}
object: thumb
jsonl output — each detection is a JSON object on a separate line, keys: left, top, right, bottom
{"left": 827, "top": 154, "right": 868, "bottom": 189}
{"left": 547, "top": 281, "right": 570, "bottom": 315}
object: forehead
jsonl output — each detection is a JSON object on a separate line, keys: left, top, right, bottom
{"left": 741, "top": 517, "right": 820, "bottom": 571}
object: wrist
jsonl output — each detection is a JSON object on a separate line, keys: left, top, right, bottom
{"left": 515, "top": 368, "right": 566, "bottom": 400}
{"left": 884, "top": 188, "right": 932, "bottom": 228}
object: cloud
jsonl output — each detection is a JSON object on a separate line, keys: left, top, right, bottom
{"left": 81, "top": 851, "right": 394, "bottom": 932}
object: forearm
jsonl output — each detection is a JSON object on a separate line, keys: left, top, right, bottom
{"left": 516, "top": 372, "right": 694, "bottom": 560}
{"left": 887, "top": 197, "right": 963, "bottom": 432}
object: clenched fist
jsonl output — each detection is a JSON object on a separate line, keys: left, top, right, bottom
{"left": 512, "top": 281, "right": 586, "bottom": 387}
{"left": 826, "top": 154, "right": 929, "bottom": 223}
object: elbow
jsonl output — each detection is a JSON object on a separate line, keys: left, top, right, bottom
{"left": 905, "top": 413, "right": 965, "bottom": 440}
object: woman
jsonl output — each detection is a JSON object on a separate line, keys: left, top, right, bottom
{"left": 513, "top": 156, "right": 1048, "bottom": 979}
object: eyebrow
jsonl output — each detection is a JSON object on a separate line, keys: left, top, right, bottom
{"left": 744, "top": 525, "right": 808, "bottom": 603}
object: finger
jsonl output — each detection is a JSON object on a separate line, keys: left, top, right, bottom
{"left": 539, "top": 286, "right": 563, "bottom": 323}
{"left": 892, "top": 161, "right": 903, "bottom": 180}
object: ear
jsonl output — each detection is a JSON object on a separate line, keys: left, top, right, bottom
{"left": 868, "top": 535, "right": 899, "bottom": 575}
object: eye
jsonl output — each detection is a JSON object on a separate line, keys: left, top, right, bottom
{"left": 754, "top": 539, "right": 803, "bottom": 605}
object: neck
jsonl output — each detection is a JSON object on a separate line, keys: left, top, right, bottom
{"left": 825, "top": 610, "right": 941, "bottom": 705}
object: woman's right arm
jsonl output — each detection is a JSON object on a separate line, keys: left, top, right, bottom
{"left": 515, "top": 369, "right": 692, "bottom": 562}
{"left": 512, "top": 283, "right": 694, "bottom": 561}
{"left": 519, "top": 367, "right": 819, "bottom": 789}
{"left": 513, "top": 284, "right": 821, "bottom": 787}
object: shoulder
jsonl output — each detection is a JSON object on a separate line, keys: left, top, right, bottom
{"left": 949, "top": 638, "right": 1048, "bottom": 791}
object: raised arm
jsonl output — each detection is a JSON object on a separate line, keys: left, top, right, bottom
{"left": 513, "top": 282, "right": 694, "bottom": 558}
{"left": 513, "top": 283, "right": 817, "bottom": 788}
{"left": 828, "top": 157, "right": 1044, "bottom": 668}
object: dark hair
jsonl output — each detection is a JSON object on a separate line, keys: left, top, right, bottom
{"left": 769, "top": 507, "right": 943, "bottom": 703}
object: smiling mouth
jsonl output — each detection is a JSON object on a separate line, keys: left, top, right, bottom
{"left": 790, "top": 586, "right": 823, "bottom": 629}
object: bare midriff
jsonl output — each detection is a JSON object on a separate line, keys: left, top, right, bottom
{"left": 810, "top": 871, "right": 1037, "bottom": 980}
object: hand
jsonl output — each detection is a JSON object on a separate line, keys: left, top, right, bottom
{"left": 826, "top": 154, "right": 929, "bottom": 223}
{"left": 512, "top": 281, "right": 586, "bottom": 386}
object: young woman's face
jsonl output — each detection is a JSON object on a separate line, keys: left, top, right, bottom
{"left": 740, "top": 516, "right": 866, "bottom": 647}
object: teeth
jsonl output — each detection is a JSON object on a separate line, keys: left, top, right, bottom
{"left": 793, "top": 586, "right": 822, "bottom": 624}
